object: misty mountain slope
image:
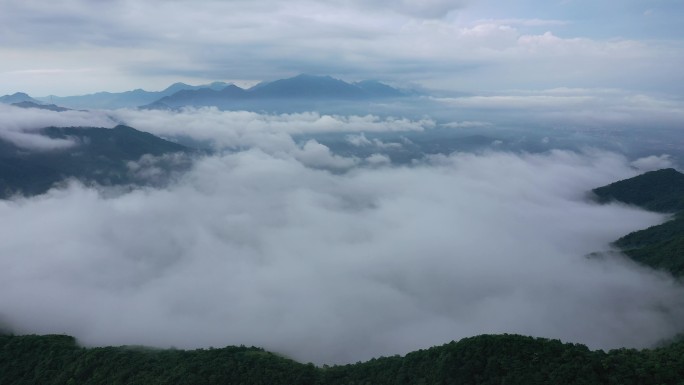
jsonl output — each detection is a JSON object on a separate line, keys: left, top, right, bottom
{"left": 593, "top": 168, "right": 684, "bottom": 276}
{"left": 12, "top": 101, "right": 70, "bottom": 112}
{"left": 142, "top": 84, "right": 249, "bottom": 109}
{"left": 3, "top": 333, "right": 684, "bottom": 385}
{"left": 618, "top": 233, "right": 684, "bottom": 277}
{"left": 249, "top": 74, "right": 367, "bottom": 99}
{"left": 0, "top": 125, "right": 193, "bottom": 198}
{"left": 354, "top": 80, "right": 406, "bottom": 97}
{"left": 0, "top": 92, "right": 42, "bottom": 105}
{"left": 592, "top": 168, "right": 684, "bottom": 213}
{"left": 36, "top": 82, "right": 232, "bottom": 110}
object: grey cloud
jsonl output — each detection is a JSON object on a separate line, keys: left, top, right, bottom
{"left": 0, "top": 0, "right": 146, "bottom": 48}
{"left": 433, "top": 90, "right": 684, "bottom": 127}
{"left": 335, "top": 0, "right": 470, "bottom": 18}
{"left": 1, "top": 148, "right": 683, "bottom": 365}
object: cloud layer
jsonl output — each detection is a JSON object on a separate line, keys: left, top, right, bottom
{"left": 0, "top": 104, "right": 115, "bottom": 150}
{"left": 1, "top": 146, "right": 683, "bottom": 364}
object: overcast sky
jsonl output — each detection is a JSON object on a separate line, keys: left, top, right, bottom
{"left": 1, "top": 0, "right": 683, "bottom": 96}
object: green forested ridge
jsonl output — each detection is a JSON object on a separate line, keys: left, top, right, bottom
{"left": 592, "top": 168, "right": 684, "bottom": 276}
{"left": 2, "top": 333, "right": 684, "bottom": 385}
{"left": 614, "top": 212, "right": 684, "bottom": 276}
{"left": 592, "top": 168, "right": 684, "bottom": 213}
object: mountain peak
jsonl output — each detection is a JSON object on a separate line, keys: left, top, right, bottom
{"left": 248, "top": 74, "right": 366, "bottom": 99}
{"left": 0, "top": 92, "right": 42, "bottom": 105}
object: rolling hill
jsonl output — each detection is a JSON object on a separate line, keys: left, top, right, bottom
{"left": 2, "top": 333, "right": 683, "bottom": 385}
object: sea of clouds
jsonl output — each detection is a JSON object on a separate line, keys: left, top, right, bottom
{"left": 1, "top": 105, "right": 683, "bottom": 364}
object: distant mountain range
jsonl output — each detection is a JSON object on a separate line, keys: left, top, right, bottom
{"left": 0, "top": 75, "right": 409, "bottom": 110}
{"left": 141, "top": 75, "right": 409, "bottom": 112}
{"left": 35, "top": 81, "right": 232, "bottom": 110}
{"left": 11, "top": 101, "right": 70, "bottom": 112}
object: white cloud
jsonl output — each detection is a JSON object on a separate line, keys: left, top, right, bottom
{"left": 345, "top": 133, "right": 403, "bottom": 149}
{"left": 442, "top": 120, "right": 493, "bottom": 128}
{"left": 631, "top": 154, "right": 676, "bottom": 172}
{"left": 365, "top": 153, "right": 391, "bottom": 166}
{"left": 113, "top": 108, "right": 430, "bottom": 151}
{"left": 0, "top": 104, "right": 116, "bottom": 150}
{"left": 432, "top": 89, "right": 684, "bottom": 127}
{"left": 295, "top": 140, "right": 358, "bottom": 170}
{"left": 1, "top": 148, "right": 682, "bottom": 365}
{"left": 0, "top": 130, "right": 77, "bottom": 151}
{"left": 346, "top": 133, "right": 373, "bottom": 146}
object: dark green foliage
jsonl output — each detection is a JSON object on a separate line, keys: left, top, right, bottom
{"left": 3, "top": 333, "right": 684, "bottom": 385}
{"left": 612, "top": 212, "right": 684, "bottom": 275}
{"left": 0, "top": 125, "right": 193, "bottom": 198}
{"left": 321, "top": 335, "right": 605, "bottom": 385}
{"left": 0, "top": 334, "right": 317, "bottom": 385}
{"left": 591, "top": 168, "right": 684, "bottom": 213}
{"left": 592, "top": 168, "right": 684, "bottom": 276}
{"left": 620, "top": 236, "right": 684, "bottom": 277}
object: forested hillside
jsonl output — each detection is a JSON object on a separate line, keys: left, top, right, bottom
{"left": 592, "top": 168, "right": 684, "bottom": 213}
{"left": 592, "top": 168, "right": 684, "bottom": 276}
{"left": 2, "top": 333, "right": 684, "bottom": 385}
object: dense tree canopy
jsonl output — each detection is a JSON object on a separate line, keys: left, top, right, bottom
{"left": 593, "top": 168, "right": 684, "bottom": 276}
{"left": 592, "top": 168, "right": 684, "bottom": 213}
{"left": 2, "top": 333, "right": 684, "bottom": 385}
